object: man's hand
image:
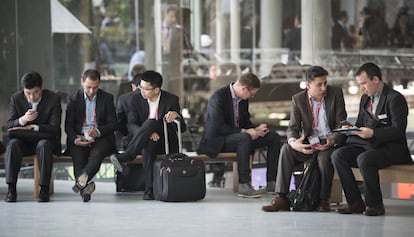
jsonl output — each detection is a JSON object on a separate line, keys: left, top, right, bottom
{"left": 85, "top": 127, "right": 99, "bottom": 139}
{"left": 290, "top": 135, "right": 313, "bottom": 154}
{"left": 74, "top": 135, "right": 94, "bottom": 147}
{"left": 21, "top": 109, "right": 38, "bottom": 124}
{"left": 353, "top": 127, "right": 374, "bottom": 139}
{"left": 243, "top": 128, "right": 260, "bottom": 140}
{"left": 164, "top": 111, "right": 179, "bottom": 123}
{"left": 8, "top": 125, "right": 34, "bottom": 131}
{"left": 255, "top": 124, "right": 269, "bottom": 137}
{"left": 150, "top": 132, "right": 160, "bottom": 141}
{"left": 315, "top": 135, "right": 334, "bottom": 151}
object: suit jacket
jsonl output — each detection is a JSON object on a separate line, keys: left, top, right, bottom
{"left": 287, "top": 86, "right": 347, "bottom": 144}
{"left": 198, "top": 84, "right": 256, "bottom": 158}
{"left": 347, "top": 84, "right": 411, "bottom": 164}
{"left": 7, "top": 89, "right": 62, "bottom": 152}
{"left": 332, "top": 20, "right": 352, "bottom": 49}
{"left": 127, "top": 90, "right": 186, "bottom": 147}
{"left": 116, "top": 91, "right": 137, "bottom": 136}
{"left": 65, "top": 89, "right": 117, "bottom": 151}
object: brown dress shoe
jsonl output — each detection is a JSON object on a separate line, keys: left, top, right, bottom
{"left": 318, "top": 199, "right": 331, "bottom": 212}
{"left": 364, "top": 203, "right": 385, "bottom": 216}
{"left": 262, "top": 196, "right": 290, "bottom": 212}
{"left": 337, "top": 199, "right": 365, "bottom": 214}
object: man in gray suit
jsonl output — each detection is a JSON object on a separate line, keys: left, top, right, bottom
{"left": 262, "top": 66, "right": 347, "bottom": 212}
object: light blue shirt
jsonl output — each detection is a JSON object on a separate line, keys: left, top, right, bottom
{"left": 83, "top": 93, "right": 97, "bottom": 130}
{"left": 309, "top": 95, "right": 330, "bottom": 138}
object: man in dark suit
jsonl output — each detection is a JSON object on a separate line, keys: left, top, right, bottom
{"left": 332, "top": 62, "right": 412, "bottom": 216}
{"left": 116, "top": 73, "right": 142, "bottom": 150}
{"left": 110, "top": 70, "right": 186, "bottom": 200}
{"left": 5, "top": 71, "right": 62, "bottom": 202}
{"left": 198, "top": 72, "right": 281, "bottom": 198}
{"left": 332, "top": 10, "right": 352, "bottom": 50}
{"left": 65, "top": 69, "right": 117, "bottom": 202}
{"left": 262, "top": 66, "right": 347, "bottom": 212}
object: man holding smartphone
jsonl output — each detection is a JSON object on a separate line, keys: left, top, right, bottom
{"left": 262, "top": 66, "right": 347, "bottom": 212}
{"left": 5, "top": 71, "right": 62, "bottom": 202}
{"left": 65, "top": 69, "right": 117, "bottom": 202}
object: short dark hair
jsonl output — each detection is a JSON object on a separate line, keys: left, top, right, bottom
{"left": 82, "top": 69, "right": 101, "bottom": 81}
{"left": 355, "top": 62, "right": 382, "bottom": 81}
{"left": 132, "top": 73, "right": 143, "bottom": 87}
{"left": 237, "top": 72, "right": 260, "bottom": 89}
{"left": 131, "top": 64, "right": 146, "bottom": 78}
{"left": 141, "top": 70, "right": 163, "bottom": 88}
{"left": 21, "top": 71, "right": 43, "bottom": 89}
{"left": 305, "top": 66, "right": 329, "bottom": 82}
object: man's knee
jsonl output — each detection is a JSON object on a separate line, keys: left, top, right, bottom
{"left": 36, "top": 139, "right": 54, "bottom": 151}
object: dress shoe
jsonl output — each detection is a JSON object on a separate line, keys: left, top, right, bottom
{"left": 143, "top": 189, "right": 154, "bottom": 200}
{"left": 237, "top": 183, "right": 262, "bottom": 198}
{"left": 72, "top": 173, "right": 89, "bottom": 193}
{"left": 80, "top": 182, "right": 96, "bottom": 203}
{"left": 318, "top": 199, "right": 331, "bottom": 212}
{"left": 110, "top": 154, "right": 123, "bottom": 172}
{"left": 5, "top": 190, "right": 17, "bottom": 203}
{"left": 262, "top": 196, "right": 290, "bottom": 212}
{"left": 337, "top": 199, "right": 365, "bottom": 214}
{"left": 364, "top": 203, "right": 385, "bottom": 216}
{"left": 37, "top": 188, "right": 50, "bottom": 202}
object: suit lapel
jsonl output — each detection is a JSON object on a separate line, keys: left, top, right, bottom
{"left": 158, "top": 92, "right": 166, "bottom": 120}
{"left": 376, "top": 86, "right": 388, "bottom": 115}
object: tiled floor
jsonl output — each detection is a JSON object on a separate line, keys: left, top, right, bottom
{"left": 0, "top": 177, "right": 413, "bottom": 237}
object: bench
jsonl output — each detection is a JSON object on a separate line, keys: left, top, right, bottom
{"left": 0, "top": 152, "right": 240, "bottom": 197}
{"left": 330, "top": 163, "right": 414, "bottom": 204}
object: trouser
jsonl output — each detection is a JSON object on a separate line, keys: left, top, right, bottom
{"left": 275, "top": 143, "right": 335, "bottom": 199}
{"left": 331, "top": 146, "right": 392, "bottom": 206}
{"left": 5, "top": 138, "right": 55, "bottom": 187}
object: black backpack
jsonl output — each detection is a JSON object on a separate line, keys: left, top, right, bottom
{"left": 288, "top": 155, "right": 321, "bottom": 211}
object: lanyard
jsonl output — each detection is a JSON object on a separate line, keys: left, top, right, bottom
{"left": 308, "top": 97, "right": 322, "bottom": 132}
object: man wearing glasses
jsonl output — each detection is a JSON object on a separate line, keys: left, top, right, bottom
{"left": 198, "top": 72, "right": 281, "bottom": 198}
{"left": 110, "top": 70, "right": 186, "bottom": 200}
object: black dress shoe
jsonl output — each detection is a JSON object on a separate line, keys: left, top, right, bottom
{"left": 337, "top": 199, "right": 365, "bottom": 214}
{"left": 80, "top": 182, "right": 96, "bottom": 203}
{"left": 37, "top": 189, "right": 50, "bottom": 202}
{"left": 143, "top": 189, "right": 154, "bottom": 200}
{"left": 364, "top": 203, "right": 385, "bottom": 216}
{"left": 5, "top": 191, "right": 17, "bottom": 202}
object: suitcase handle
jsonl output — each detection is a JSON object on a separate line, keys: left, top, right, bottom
{"left": 163, "top": 119, "right": 182, "bottom": 154}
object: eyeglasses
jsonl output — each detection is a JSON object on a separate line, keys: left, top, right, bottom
{"left": 246, "top": 87, "right": 257, "bottom": 97}
{"left": 138, "top": 85, "right": 155, "bottom": 91}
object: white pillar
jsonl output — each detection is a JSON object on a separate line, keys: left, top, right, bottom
{"left": 230, "top": 0, "right": 240, "bottom": 63}
{"left": 301, "top": 0, "right": 331, "bottom": 65}
{"left": 191, "top": 0, "right": 202, "bottom": 50}
{"left": 260, "top": 0, "right": 283, "bottom": 77}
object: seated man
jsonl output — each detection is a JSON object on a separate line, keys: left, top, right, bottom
{"left": 110, "top": 70, "right": 186, "bottom": 200}
{"left": 198, "top": 72, "right": 281, "bottom": 198}
{"left": 65, "top": 69, "right": 117, "bottom": 202}
{"left": 116, "top": 73, "right": 143, "bottom": 150}
{"left": 262, "top": 66, "right": 347, "bottom": 211}
{"left": 331, "top": 62, "right": 412, "bottom": 216}
{"left": 5, "top": 71, "right": 62, "bottom": 202}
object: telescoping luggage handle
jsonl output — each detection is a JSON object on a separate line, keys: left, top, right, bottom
{"left": 163, "top": 119, "right": 182, "bottom": 154}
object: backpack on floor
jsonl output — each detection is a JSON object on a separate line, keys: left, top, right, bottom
{"left": 288, "top": 155, "right": 321, "bottom": 211}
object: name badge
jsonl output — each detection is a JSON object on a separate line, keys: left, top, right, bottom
{"left": 378, "top": 114, "right": 387, "bottom": 120}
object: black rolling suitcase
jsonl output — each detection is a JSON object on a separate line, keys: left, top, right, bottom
{"left": 153, "top": 120, "right": 206, "bottom": 202}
